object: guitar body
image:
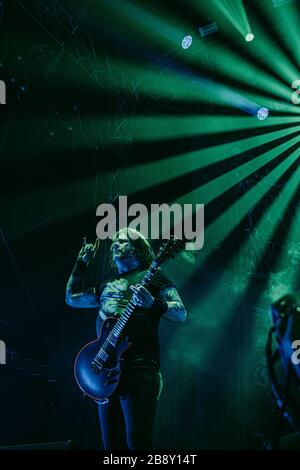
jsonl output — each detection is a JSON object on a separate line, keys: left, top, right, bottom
{"left": 74, "top": 317, "right": 131, "bottom": 402}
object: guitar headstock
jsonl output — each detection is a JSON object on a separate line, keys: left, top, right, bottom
{"left": 153, "top": 236, "right": 185, "bottom": 267}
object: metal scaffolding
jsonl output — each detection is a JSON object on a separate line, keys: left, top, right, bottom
{"left": 17, "top": 0, "right": 109, "bottom": 89}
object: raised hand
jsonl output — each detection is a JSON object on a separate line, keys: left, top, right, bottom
{"left": 78, "top": 238, "right": 100, "bottom": 265}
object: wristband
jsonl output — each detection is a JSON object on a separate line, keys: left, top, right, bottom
{"left": 72, "top": 258, "right": 88, "bottom": 277}
{"left": 152, "top": 297, "right": 168, "bottom": 314}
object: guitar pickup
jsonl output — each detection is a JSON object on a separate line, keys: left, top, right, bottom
{"left": 90, "top": 362, "right": 101, "bottom": 374}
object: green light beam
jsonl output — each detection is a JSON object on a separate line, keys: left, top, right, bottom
{"left": 201, "top": 136, "right": 300, "bottom": 260}
{"left": 101, "top": 0, "right": 185, "bottom": 45}
{"left": 190, "top": 156, "right": 300, "bottom": 370}
{"left": 102, "top": 123, "right": 300, "bottom": 197}
{"left": 212, "top": 0, "right": 252, "bottom": 37}
{"left": 260, "top": 0, "right": 300, "bottom": 69}
{"left": 243, "top": 15, "right": 299, "bottom": 85}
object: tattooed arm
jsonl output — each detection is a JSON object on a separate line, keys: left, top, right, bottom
{"left": 158, "top": 286, "right": 187, "bottom": 323}
{"left": 65, "top": 240, "right": 101, "bottom": 309}
{"left": 65, "top": 273, "right": 100, "bottom": 309}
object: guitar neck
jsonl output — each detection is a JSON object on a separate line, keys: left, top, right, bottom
{"left": 109, "top": 260, "right": 159, "bottom": 340}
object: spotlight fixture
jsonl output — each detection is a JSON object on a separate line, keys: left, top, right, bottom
{"left": 198, "top": 22, "right": 219, "bottom": 38}
{"left": 257, "top": 107, "right": 269, "bottom": 120}
{"left": 181, "top": 35, "right": 193, "bottom": 49}
{"left": 245, "top": 33, "right": 254, "bottom": 42}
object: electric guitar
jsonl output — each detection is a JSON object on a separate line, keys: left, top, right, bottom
{"left": 74, "top": 237, "right": 184, "bottom": 403}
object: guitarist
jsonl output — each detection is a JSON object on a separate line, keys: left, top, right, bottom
{"left": 65, "top": 228, "right": 187, "bottom": 450}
